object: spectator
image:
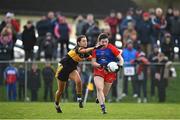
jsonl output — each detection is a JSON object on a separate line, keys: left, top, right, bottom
{"left": 47, "top": 11, "right": 58, "bottom": 59}
{"left": 122, "top": 40, "right": 137, "bottom": 98}
{"left": 169, "top": 9, "right": 180, "bottom": 60}
{"left": 166, "top": 7, "right": 174, "bottom": 32}
{"left": 86, "top": 20, "right": 101, "bottom": 47}
{"left": 134, "top": 8, "right": 143, "bottom": 31}
{"left": 119, "top": 11, "right": 136, "bottom": 35}
{"left": 148, "top": 44, "right": 160, "bottom": 96}
{"left": 151, "top": 8, "right": 167, "bottom": 45}
{"left": 43, "top": 32, "right": 56, "bottom": 60}
{"left": 81, "top": 14, "right": 95, "bottom": 35}
{"left": 104, "top": 10, "right": 119, "bottom": 45}
{"left": 54, "top": 16, "right": 71, "bottom": 58}
{"left": 0, "top": 12, "right": 20, "bottom": 59}
{"left": 0, "top": 27, "right": 13, "bottom": 86}
{"left": 17, "top": 65, "right": 25, "bottom": 100}
{"left": 0, "top": 27, "right": 14, "bottom": 61}
{"left": 138, "top": 12, "right": 153, "bottom": 56}
{"left": 161, "top": 32, "right": 174, "bottom": 61}
{"left": 131, "top": 52, "right": 149, "bottom": 103}
{"left": 47, "top": 11, "right": 56, "bottom": 35}
{"left": 152, "top": 53, "right": 170, "bottom": 102}
{"left": 42, "top": 63, "right": 54, "bottom": 101}
{"left": 4, "top": 64, "right": 18, "bottom": 101}
{"left": 28, "top": 64, "right": 41, "bottom": 101}
{"left": 75, "top": 15, "right": 86, "bottom": 36}
{"left": 22, "top": 20, "right": 37, "bottom": 61}
{"left": 0, "top": 12, "right": 20, "bottom": 37}
{"left": 36, "top": 16, "right": 52, "bottom": 60}
{"left": 123, "top": 21, "right": 137, "bottom": 47}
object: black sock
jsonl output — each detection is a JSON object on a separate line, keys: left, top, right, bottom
{"left": 55, "top": 101, "right": 59, "bottom": 106}
{"left": 77, "top": 94, "right": 82, "bottom": 98}
{"left": 101, "top": 104, "right": 105, "bottom": 111}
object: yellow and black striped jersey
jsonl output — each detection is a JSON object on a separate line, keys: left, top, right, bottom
{"left": 60, "top": 46, "right": 91, "bottom": 68}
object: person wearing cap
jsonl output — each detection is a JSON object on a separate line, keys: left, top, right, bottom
{"left": 92, "top": 33, "right": 124, "bottom": 114}
{"left": 138, "top": 12, "right": 153, "bottom": 56}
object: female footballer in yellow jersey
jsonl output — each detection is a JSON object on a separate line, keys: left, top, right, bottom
{"left": 54, "top": 35, "right": 103, "bottom": 113}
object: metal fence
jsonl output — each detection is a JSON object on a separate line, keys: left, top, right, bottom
{"left": 0, "top": 61, "right": 179, "bottom": 103}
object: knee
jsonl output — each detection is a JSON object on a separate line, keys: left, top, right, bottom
{"left": 75, "top": 79, "right": 82, "bottom": 85}
{"left": 96, "top": 87, "right": 103, "bottom": 92}
{"left": 56, "top": 90, "right": 63, "bottom": 96}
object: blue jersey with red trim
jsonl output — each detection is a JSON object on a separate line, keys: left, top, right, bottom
{"left": 92, "top": 44, "right": 121, "bottom": 65}
{"left": 4, "top": 65, "right": 18, "bottom": 84}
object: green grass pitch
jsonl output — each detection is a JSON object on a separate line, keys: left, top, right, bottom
{"left": 0, "top": 102, "right": 180, "bottom": 119}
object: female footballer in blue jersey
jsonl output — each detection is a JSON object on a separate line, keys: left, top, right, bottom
{"left": 54, "top": 35, "right": 103, "bottom": 113}
{"left": 92, "top": 33, "right": 124, "bottom": 114}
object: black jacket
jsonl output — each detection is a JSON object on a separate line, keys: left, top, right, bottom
{"left": 22, "top": 25, "right": 37, "bottom": 51}
{"left": 170, "top": 16, "right": 180, "bottom": 36}
{"left": 27, "top": 69, "right": 41, "bottom": 90}
{"left": 0, "top": 42, "right": 13, "bottom": 60}
{"left": 42, "top": 67, "right": 54, "bottom": 85}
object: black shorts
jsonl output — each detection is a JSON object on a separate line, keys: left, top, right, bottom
{"left": 55, "top": 63, "right": 76, "bottom": 81}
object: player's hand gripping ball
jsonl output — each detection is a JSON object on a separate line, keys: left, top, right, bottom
{"left": 107, "top": 62, "right": 121, "bottom": 72}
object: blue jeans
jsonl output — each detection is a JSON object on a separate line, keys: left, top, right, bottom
{"left": 6, "top": 83, "right": 17, "bottom": 101}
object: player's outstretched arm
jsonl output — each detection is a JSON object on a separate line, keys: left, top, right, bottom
{"left": 78, "top": 45, "right": 104, "bottom": 54}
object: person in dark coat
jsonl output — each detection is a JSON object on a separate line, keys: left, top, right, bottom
{"left": 22, "top": 21, "right": 37, "bottom": 61}
{"left": 148, "top": 44, "right": 159, "bottom": 96}
{"left": 86, "top": 20, "right": 101, "bottom": 47}
{"left": 17, "top": 64, "right": 25, "bottom": 100}
{"left": 28, "top": 64, "right": 41, "bottom": 101}
{"left": 169, "top": 9, "right": 180, "bottom": 60}
{"left": 161, "top": 33, "right": 174, "bottom": 61}
{"left": 36, "top": 16, "right": 54, "bottom": 60}
{"left": 131, "top": 52, "right": 150, "bottom": 103}
{"left": 75, "top": 15, "right": 86, "bottom": 37}
{"left": 43, "top": 32, "right": 56, "bottom": 60}
{"left": 0, "top": 26, "right": 14, "bottom": 61}
{"left": 152, "top": 53, "right": 170, "bottom": 102}
{"left": 138, "top": 12, "right": 153, "bottom": 56}
{"left": 0, "top": 28, "right": 14, "bottom": 86}
{"left": 42, "top": 63, "right": 54, "bottom": 101}
{"left": 54, "top": 16, "right": 71, "bottom": 58}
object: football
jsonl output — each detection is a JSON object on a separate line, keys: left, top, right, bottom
{"left": 107, "top": 62, "right": 119, "bottom": 72}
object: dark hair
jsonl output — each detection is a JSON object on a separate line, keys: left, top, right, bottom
{"left": 98, "top": 33, "right": 109, "bottom": 42}
{"left": 77, "top": 35, "right": 86, "bottom": 43}
{"left": 27, "top": 20, "right": 32, "bottom": 24}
